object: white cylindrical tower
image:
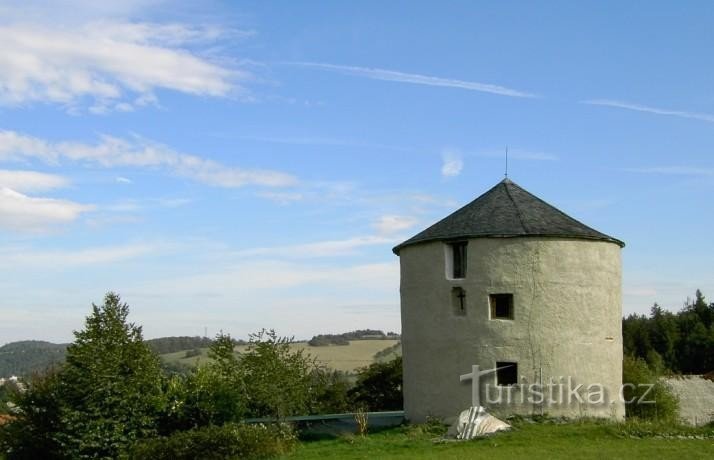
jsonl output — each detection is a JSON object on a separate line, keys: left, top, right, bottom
{"left": 394, "top": 179, "right": 625, "bottom": 422}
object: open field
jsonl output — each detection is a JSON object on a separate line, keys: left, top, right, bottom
{"left": 283, "top": 421, "right": 714, "bottom": 460}
{"left": 160, "top": 339, "right": 401, "bottom": 373}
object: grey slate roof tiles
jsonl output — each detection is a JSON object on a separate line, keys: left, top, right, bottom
{"left": 393, "top": 178, "right": 624, "bottom": 254}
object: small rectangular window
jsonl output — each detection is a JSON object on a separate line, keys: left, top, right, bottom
{"left": 451, "top": 287, "right": 466, "bottom": 316}
{"left": 490, "top": 294, "right": 514, "bottom": 320}
{"left": 449, "top": 242, "right": 467, "bottom": 279}
{"left": 496, "top": 361, "right": 518, "bottom": 386}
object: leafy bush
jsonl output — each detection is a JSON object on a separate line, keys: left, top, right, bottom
{"left": 160, "top": 335, "right": 247, "bottom": 431}
{"left": 308, "top": 369, "right": 351, "bottom": 415}
{"left": 0, "top": 370, "right": 64, "bottom": 460}
{"left": 622, "top": 355, "right": 679, "bottom": 421}
{"left": 349, "top": 357, "right": 403, "bottom": 411}
{"left": 162, "top": 330, "right": 325, "bottom": 429}
{"left": 130, "top": 423, "right": 296, "bottom": 460}
{"left": 241, "top": 330, "right": 317, "bottom": 419}
{"left": 183, "top": 348, "right": 203, "bottom": 359}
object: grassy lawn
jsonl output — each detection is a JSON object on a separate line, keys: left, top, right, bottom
{"left": 283, "top": 420, "right": 714, "bottom": 460}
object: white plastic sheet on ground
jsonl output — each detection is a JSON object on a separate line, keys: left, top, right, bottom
{"left": 447, "top": 406, "right": 511, "bottom": 439}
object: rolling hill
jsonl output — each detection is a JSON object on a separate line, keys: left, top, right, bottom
{"left": 0, "top": 333, "right": 402, "bottom": 378}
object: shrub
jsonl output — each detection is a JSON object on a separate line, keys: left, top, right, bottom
{"left": 241, "top": 330, "right": 317, "bottom": 419}
{"left": 183, "top": 348, "right": 202, "bottom": 359}
{"left": 0, "top": 370, "right": 64, "bottom": 460}
{"left": 349, "top": 356, "right": 403, "bottom": 411}
{"left": 159, "top": 335, "right": 246, "bottom": 431}
{"left": 308, "top": 369, "right": 351, "bottom": 415}
{"left": 622, "top": 355, "right": 679, "bottom": 421}
{"left": 130, "top": 423, "right": 296, "bottom": 460}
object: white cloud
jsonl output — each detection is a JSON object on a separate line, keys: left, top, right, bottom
{"left": 583, "top": 99, "right": 714, "bottom": 124}
{"left": 125, "top": 259, "right": 401, "bottom": 340}
{"left": 0, "top": 242, "right": 155, "bottom": 268}
{"left": 373, "top": 215, "right": 417, "bottom": 235}
{"left": 234, "top": 235, "right": 396, "bottom": 259}
{"left": 156, "top": 197, "right": 193, "bottom": 208}
{"left": 0, "top": 130, "right": 297, "bottom": 188}
{"left": 116, "top": 176, "right": 132, "bottom": 184}
{"left": 0, "top": 169, "right": 69, "bottom": 192}
{"left": 256, "top": 191, "right": 304, "bottom": 204}
{"left": 0, "top": 20, "right": 245, "bottom": 111}
{"left": 293, "top": 62, "right": 537, "bottom": 98}
{"left": 0, "top": 187, "right": 93, "bottom": 231}
{"left": 441, "top": 150, "right": 463, "bottom": 177}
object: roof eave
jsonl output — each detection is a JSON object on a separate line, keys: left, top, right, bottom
{"left": 392, "top": 233, "right": 625, "bottom": 255}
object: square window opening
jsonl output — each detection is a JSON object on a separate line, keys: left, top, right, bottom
{"left": 496, "top": 361, "right": 518, "bottom": 386}
{"left": 490, "top": 293, "right": 514, "bottom": 320}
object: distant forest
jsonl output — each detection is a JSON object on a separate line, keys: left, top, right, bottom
{"left": 0, "top": 341, "right": 67, "bottom": 378}
{"left": 623, "top": 290, "right": 714, "bottom": 374}
{"left": 308, "top": 329, "right": 400, "bottom": 346}
{"left": 0, "top": 336, "right": 215, "bottom": 378}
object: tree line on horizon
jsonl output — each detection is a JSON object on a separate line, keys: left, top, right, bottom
{"left": 623, "top": 290, "right": 714, "bottom": 375}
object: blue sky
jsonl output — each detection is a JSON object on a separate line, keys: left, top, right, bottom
{"left": 1, "top": 0, "right": 713, "bottom": 344}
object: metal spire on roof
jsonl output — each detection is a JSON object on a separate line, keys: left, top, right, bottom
{"left": 505, "top": 146, "right": 509, "bottom": 178}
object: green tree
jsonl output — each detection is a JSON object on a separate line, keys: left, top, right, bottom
{"left": 0, "top": 370, "right": 65, "bottom": 459}
{"left": 162, "top": 333, "right": 247, "bottom": 430}
{"left": 1, "top": 293, "right": 165, "bottom": 459}
{"left": 349, "top": 356, "right": 403, "bottom": 411}
{"left": 58, "top": 292, "right": 165, "bottom": 458}
{"left": 308, "top": 369, "right": 351, "bottom": 415}
{"left": 622, "top": 290, "right": 714, "bottom": 374}
{"left": 241, "top": 329, "right": 316, "bottom": 419}
{"left": 622, "top": 355, "right": 679, "bottom": 421}
{"left": 649, "top": 304, "right": 679, "bottom": 371}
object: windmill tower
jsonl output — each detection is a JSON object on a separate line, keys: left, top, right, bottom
{"left": 393, "top": 179, "right": 625, "bottom": 422}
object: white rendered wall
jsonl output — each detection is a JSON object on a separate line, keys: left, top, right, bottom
{"left": 398, "top": 237, "right": 624, "bottom": 422}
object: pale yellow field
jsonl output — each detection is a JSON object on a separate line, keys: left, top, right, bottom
{"left": 161, "top": 339, "right": 401, "bottom": 374}
{"left": 237, "top": 340, "right": 401, "bottom": 373}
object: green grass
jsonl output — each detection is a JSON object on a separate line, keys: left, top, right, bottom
{"left": 282, "top": 420, "right": 714, "bottom": 460}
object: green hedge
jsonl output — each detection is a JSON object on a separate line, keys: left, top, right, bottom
{"left": 130, "top": 423, "right": 296, "bottom": 460}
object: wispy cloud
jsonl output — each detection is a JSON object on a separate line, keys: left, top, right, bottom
{"left": 0, "top": 169, "right": 70, "bottom": 192}
{"left": 234, "top": 235, "right": 397, "bottom": 259}
{"left": 583, "top": 99, "right": 714, "bottom": 124}
{"left": 0, "top": 130, "right": 297, "bottom": 188}
{"left": 372, "top": 215, "right": 418, "bottom": 235}
{"left": 0, "top": 20, "right": 248, "bottom": 112}
{"left": 116, "top": 176, "right": 133, "bottom": 184}
{"left": 0, "top": 242, "right": 156, "bottom": 268}
{"left": 256, "top": 191, "right": 304, "bottom": 205}
{"left": 441, "top": 149, "right": 463, "bottom": 177}
{"left": 292, "top": 62, "right": 537, "bottom": 98}
{"left": 624, "top": 166, "right": 714, "bottom": 176}
{"left": 0, "top": 187, "right": 93, "bottom": 231}
{"left": 220, "top": 134, "right": 413, "bottom": 152}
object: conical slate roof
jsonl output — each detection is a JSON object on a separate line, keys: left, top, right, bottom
{"left": 393, "top": 178, "right": 624, "bottom": 254}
